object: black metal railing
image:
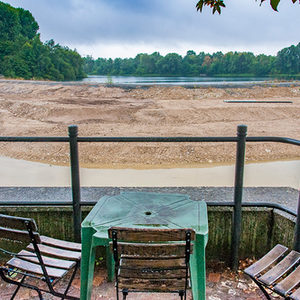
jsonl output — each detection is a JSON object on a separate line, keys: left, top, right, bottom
{"left": 0, "top": 124, "right": 299, "bottom": 271}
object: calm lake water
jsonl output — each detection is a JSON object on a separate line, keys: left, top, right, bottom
{"left": 82, "top": 75, "right": 271, "bottom": 86}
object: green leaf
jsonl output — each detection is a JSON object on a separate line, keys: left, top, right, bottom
{"left": 196, "top": 0, "right": 204, "bottom": 12}
{"left": 270, "top": 0, "right": 280, "bottom": 11}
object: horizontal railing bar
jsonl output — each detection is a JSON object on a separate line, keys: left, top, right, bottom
{"left": 0, "top": 201, "right": 73, "bottom": 206}
{"left": 77, "top": 137, "right": 238, "bottom": 142}
{"left": 0, "top": 136, "right": 299, "bottom": 145}
{"left": 246, "top": 137, "right": 300, "bottom": 146}
{"left": 0, "top": 201, "right": 296, "bottom": 217}
{"left": 207, "top": 201, "right": 297, "bottom": 217}
{"left": 0, "top": 137, "right": 69, "bottom": 142}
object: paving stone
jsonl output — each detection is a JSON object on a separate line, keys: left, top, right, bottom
{"left": 237, "top": 282, "right": 249, "bottom": 290}
{"left": 72, "top": 277, "right": 81, "bottom": 289}
{"left": 208, "top": 272, "right": 221, "bottom": 283}
{"left": 0, "top": 264, "right": 265, "bottom": 299}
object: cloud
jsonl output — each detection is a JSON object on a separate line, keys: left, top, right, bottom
{"left": 3, "top": 0, "right": 300, "bottom": 57}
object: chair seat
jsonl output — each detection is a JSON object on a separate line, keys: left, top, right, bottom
{"left": 6, "top": 257, "right": 68, "bottom": 278}
{"left": 273, "top": 265, "right": 300, "bottom": 297}
{"left": 244, "top": 244, "right": 288, "bottom": 277}
{"left": 290, "top": 286, "right": 300, "bottom": 300}
{"left": 17, "top": 250, "right": 76, "bottom": 269}
{"left": 259, "top": 251, "right": 300, "bottom": 286}
{"left": 40, "top": 235, "right": 81, "bottom": 251}
{"left": 27, "top": 243, "right": 81, "bottom": 261}
{"left": 244, "top": 244, "right": 300, "bottom": 300}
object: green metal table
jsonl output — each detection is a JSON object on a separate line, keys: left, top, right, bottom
{"left": 80, "top": 191, "right": 208, "bottom": 300}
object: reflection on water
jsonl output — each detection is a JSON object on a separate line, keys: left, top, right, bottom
{"left": 0, "top": 156, "right": 299, "bottom": 188}
{"left": 82, "top": 75, "right": 270, "bottom": 86}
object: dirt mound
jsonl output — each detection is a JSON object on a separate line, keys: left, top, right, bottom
{"left": 0, "top": 80, "right": 299, "bottom": 168}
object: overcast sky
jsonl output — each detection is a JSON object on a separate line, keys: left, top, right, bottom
{"left": 3, "top": 0, "right": 300, "bottom": 58}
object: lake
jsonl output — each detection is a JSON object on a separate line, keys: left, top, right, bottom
{"left": 81, "top": 75, "right": 273, "bottom": 86}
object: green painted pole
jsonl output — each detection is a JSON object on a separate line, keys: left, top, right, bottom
{"left": 68, "top": 125, "right": 82, "bottom": 243}
{"left": 231, "top": 125, "right": 247, "bottom": 271}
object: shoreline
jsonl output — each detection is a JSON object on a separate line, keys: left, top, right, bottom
{"left": 1, "top": 78, "right": 300, "bottom": 89}
{"left": 0, "top": 155, "right": 298, "bottom": 170}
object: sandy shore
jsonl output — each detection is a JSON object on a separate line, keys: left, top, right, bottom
{"left": 0, "top": 79, "right": 299, "bottom": 168}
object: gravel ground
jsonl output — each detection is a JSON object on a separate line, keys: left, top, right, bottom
{"left": 0, "top": 186, "right": 298, "bottom": 211}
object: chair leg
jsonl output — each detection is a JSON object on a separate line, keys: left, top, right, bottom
{"left": 179, "top": 290, "right": 185, "bottom": 300}
{"left": 61, "top": 262, "right": 79, "bottom": 299}
{"left": 37, "top": 289, "right": 43, "bottom": 300}
{"left": 10, "top": 275, "right": 27, "bottom": 300}
{"left": 122, "top": 289, "right": 128, "bottom": 300}
{"left": 251, "top": 277, "right": 272, "bottom": 300}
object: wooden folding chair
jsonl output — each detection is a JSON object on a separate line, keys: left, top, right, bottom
{"left": 244, "top": 244, "right": 300, "bottom": 300}
{"left": 0, "top": 214, "right": 81, "bottom": 300}
{"left": 108, "top": 227, "right": 195, "bottom": 300}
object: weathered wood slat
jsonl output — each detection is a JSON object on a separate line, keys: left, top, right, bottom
{"left": 40, "top": 235, "right": 81, "bottom": 251}
{"left": 17, "top": 250, "right": 76, "bottom": 269}
{"left": 27, "top": 244, "right": 81, "bottom": 261}
{"left": 259, "top": 251, "right": 300, "bottom": 286}
{"left": 273, "top": 265, "right": 300, "bottom": 296}
{"left": 244, "top": 244, "right": 288, "bottom": 277}
{"left": 119, "top": 267, "right": 186, "bottom": 279}
{"left": 6, "top": 257, "right": 68, "bottom": 278}
{"left": 110, "top": 242, "right": 192, "bottom": 257}
{"left": 0, "top": 227, "right": 40, "bottom": 243}
{"left": 290, "top": 286, "right": 300, "bottom": 300}
{"left": 119, "top": 257, "right": 187, "bottom": 279}
{"left": 0, "top": 214, "right": 38, "bottom": 231}
{"left": 120, "top": 257, "right": 186, "bottom": 268}
{"left": 108, "top": 227, "right": 195, "bottom": 242}
{"left": 118, "top": 278, "right": 186, "bottom": 292}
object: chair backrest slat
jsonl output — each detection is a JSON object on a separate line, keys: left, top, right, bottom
{"left": 0, "top": 227, "right": 40, "bottom": 243}
{"left": 110, "top": 242, "right": 193, "bottom": 257}
{"left": 0, "top": 214, "right": 41, "bottom": 243}
{"left": 108, "top": 227, "right": 195, "bottom": 242}
{"left": 0, "top": 214, "right": 38, "bottom": 231}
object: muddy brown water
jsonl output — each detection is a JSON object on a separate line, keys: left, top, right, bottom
{"left": 0, "top": 156, "right": 298, "bottom": 188}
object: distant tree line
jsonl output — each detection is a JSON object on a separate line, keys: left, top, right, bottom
{"left": 0, "top": 2, "right": 85, "bottom": 80}
{"left": 83, "top": 43, "right": 300, "bottom": 77}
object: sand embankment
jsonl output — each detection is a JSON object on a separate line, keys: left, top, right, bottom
{"left": 0, "top": 79, "right": 299, "bottom": 168}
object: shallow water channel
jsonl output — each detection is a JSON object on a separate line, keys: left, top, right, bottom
{"left": 0, "top": 156, "right": 299, "bottom": 188}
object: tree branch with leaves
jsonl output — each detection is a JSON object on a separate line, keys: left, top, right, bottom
{"left": 196, "top": 0, "right": 299, "bottom": 14}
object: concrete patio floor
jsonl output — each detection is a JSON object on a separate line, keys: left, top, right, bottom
{"left": 0, "top": 262, "right": 279, "bottom": 300}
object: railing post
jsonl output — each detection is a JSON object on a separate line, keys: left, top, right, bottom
{"left": 68, "top": 125, "right": 81, "bottom": 243}
{"left": 231, "top": 124, "right": 247, "bottom": 271}
{"left": 294, "top": 191, "right": 300, "bottom": 251}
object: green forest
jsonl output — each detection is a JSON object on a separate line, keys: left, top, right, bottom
{"left": 84, "top": 43, "right": 300, "bottom": 77}
{"left": 0, "top": 1, "right": 299, "bottom": 81}
{"left": 0, "top": 2, "right": 85, "bottom": 80}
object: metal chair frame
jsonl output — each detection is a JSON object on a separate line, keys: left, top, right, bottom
{"left": 0, "top": 214, "right": 80, "bottom": 300}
